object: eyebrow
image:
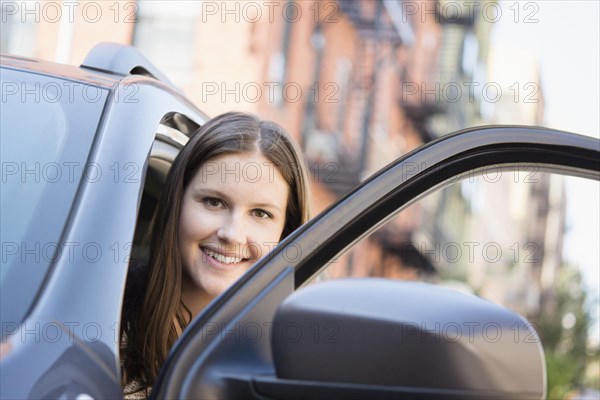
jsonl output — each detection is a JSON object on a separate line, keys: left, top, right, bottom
{"left": 252, "top": 202, "right": 282, "bottom": 212}
{"left": 193, "top": 188, "right": 282, "bottom": 212}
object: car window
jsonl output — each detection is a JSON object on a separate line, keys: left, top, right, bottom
{"left": 317, "top": 171, "right": 599, "bottom": 398}
{"left": 0, "top": 67, "right": 108, "bottom": 340}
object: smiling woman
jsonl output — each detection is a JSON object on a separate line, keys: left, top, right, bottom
{"left": 179, "top": 151, "right": 290, "bottom": 317}
{"left": 119, "top": 112, "right": 311, "bottom": 399}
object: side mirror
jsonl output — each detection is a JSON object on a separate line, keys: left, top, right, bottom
{"left": 260, "top": 279, "right": 545, "bottom": 400}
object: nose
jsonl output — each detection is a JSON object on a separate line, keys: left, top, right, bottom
{"left": 216, "top": 213, "right": 247, "bottom": 245}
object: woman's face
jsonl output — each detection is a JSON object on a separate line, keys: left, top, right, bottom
{"left": 179, "top": 151, "right": 289, "bottom": 298}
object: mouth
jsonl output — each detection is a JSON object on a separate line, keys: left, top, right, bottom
{"left": 201, "top": 246, "right": 249, "bottom": 265}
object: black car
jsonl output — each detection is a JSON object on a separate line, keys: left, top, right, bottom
{"left": 1, "top": 43, "right": 599, "bottom": 399}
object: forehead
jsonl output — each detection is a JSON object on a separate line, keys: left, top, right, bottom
{"left": 195, "top": 152, "right": 282, "bottom": 183}
{"left": 189, "top": 152, "right": 289, "bottom": 203}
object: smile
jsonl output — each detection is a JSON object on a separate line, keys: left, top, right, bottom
{"left": 202, "top": 247, "right": 246, "bottom": 264}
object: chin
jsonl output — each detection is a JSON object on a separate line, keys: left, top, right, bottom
{"left": 201, "top": 279, "right": 237, "bottom": 298}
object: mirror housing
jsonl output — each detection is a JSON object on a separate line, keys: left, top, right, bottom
{"left": 269, "top": 279, "right": 545, "bottom": 399}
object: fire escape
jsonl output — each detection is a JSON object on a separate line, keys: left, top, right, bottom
{"left": 304, "top": 0, "right": 410, "bottom": 197}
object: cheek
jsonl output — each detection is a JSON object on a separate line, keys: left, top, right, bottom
{"left": 249, "top": 223, "right": 286, "bottom": 258}
{"left": 179, "top": 203, "right": 214, "bottom": 240}
{"left": 178, "top": 216, "right": 197, "bottom": 267}
{"left": 178, "top": 210, "right": 198, "bottom": 244}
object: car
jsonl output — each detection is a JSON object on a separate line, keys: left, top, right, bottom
{"left": 1, "top": 43, "right": 599, "bottom": 400}
{"left": 1, "top": 42, "right": 207, "bottom": 399}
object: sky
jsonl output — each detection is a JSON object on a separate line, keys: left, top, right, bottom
{"left": 490, "top": 0, "right": 599, "bottom": 343}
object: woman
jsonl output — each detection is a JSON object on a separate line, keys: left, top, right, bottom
{"left": 120, "top": 112, "right": 311, "bottom": 398}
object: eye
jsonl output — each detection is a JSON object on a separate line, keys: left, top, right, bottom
{"left": 202, "top": 197, "right": 224, "bottom": 208}
{"left": 252, "top": 209, "right": 272, "bottom": 219}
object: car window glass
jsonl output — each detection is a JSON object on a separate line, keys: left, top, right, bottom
{"left": 317, "top": 171, "right": 599, "bottom": 398}
{"left": 0, "top": 68, "right": 107, "bottom": 339}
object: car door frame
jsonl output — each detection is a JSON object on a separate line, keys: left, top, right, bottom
{"left": 152, "top": 126, "right": 599, "bottom": 399}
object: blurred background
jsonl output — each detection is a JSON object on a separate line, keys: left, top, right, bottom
{"left": 2, "top": 0, "right": 598, "bottom": 397}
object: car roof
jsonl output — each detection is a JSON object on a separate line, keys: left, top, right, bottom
{"left": 1, "top": 53, "right": 124, "bottom": 89}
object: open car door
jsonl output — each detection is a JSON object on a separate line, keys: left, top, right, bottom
{"left": 151, "top": 126, "right": 599, "bottom": 400}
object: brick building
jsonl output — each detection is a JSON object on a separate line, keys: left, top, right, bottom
{"left": 1, "top": 0, "right": 502, "bottom": 282}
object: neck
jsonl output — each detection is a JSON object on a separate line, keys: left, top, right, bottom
{"left": 180, "top": 281, "right": 215, "bottom": 319}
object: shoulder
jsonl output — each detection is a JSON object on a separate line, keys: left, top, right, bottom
{"left": 123, "top": 379, "right": 151, "bottom": 400}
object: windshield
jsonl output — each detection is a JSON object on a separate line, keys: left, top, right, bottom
{"left": 1, "top": 67, "right": 108, "bottom": 339}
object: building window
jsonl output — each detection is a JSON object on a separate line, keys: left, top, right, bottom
{"left": 267, "top": 0, "right": 294, "bottom": 105}
{"left": 1, "top": 0, "right": 36, "bottom": 56}
{"left": 132, "top": 1, "right": 199, "bottom": 87}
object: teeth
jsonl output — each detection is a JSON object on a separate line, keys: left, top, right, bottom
{"left": 203, "top": 248, "right": 243, "bottom": 264}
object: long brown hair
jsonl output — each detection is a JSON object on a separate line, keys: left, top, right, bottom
{"left": 121, "top": 112, "right": 311, "bottom": 390}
